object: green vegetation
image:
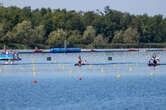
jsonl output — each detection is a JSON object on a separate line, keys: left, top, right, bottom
{"left": 0, "top": 5, "right": 166, "bottom": 49}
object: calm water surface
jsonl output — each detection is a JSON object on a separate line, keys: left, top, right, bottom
{"left": 0, "top": 51, "right": 166, "bottom": 110}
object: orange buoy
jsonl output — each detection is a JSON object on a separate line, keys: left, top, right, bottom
{"left": 33, "top": 49, "right": 43, "bottom": 52}
{"left": 128, "top": 49, "right": 137, "bottom": 51}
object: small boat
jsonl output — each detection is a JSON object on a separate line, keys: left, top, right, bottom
{"left": 74, "top": 63, "right": 87, "bottom": 66}
{"left": 148, "top": 63, "right": 160, "bottom": 66}
{"left": 74, "top": 63, "right": 84, "bottom": 66}
{"left": 148, "top": 59, "right": 160, "bottom": 66}
{"left": 0, "top": 47, "right": 21, "bottom": 64}
{"left": 74, "top": 61, "right": 88, "bottom": 66}
{"left": 0, "top": 52, "right": 21, "bottom": 61}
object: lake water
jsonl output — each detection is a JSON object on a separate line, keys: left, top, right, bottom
{"left": 0, "top": 51, "right": 166, "bottom": 110}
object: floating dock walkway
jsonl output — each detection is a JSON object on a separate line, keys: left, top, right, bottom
{"left": 4, "top": 48, "right": 166, "bottom": 54}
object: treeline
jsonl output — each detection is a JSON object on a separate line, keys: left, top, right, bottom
{"left": 0, "top": 6, "right": 166, "bottom": 49}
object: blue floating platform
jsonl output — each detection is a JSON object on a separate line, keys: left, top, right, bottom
{"left": 50, "top": 48, "right": 81, "bottom": 53}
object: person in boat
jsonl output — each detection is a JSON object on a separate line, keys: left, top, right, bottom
{"left": 84, "top": 60, "right": 88, "bottom": 64}
{"left": 155, "top": 56, "right": 160, "bottom": 63}
{"left": 78, "top": 55, "right": 82, "bottom": 66}
{"left": 152, "top": 55, "right": 157, "bottom": 64}
{"left": 150, "top": 54, "right": 160, "bottom": 65}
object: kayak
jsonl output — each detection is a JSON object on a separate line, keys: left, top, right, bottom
{"left": 74, "top": 63, "right": 88, "bottom": 66}
{"left": 148, "top": 63, "right": 160, "bottom": 66}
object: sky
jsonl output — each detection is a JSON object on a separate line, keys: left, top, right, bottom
{"left": 1, "top": 0, "right": 166, "bottom": 17}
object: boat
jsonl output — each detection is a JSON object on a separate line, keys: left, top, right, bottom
{"left": 0, "top": 47, "right": 21, "bottom": 64}
{"left": 74, "top": 63, "right": 87, "bottom": 66}
{"left": 0, "top": 52, "right": 21, "bottom": 61}
{"left": 148, "top": 59, "right": 160, "bottom": 66}
{"left": 74, "top": 61, "right": 88, "bottom": 66}
{"left": 148, "top": 62, "right": 160, "bottom": 66}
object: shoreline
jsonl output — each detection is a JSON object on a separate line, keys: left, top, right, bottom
{"left": 0, "top": 48, "right": 165, "bottom": 54}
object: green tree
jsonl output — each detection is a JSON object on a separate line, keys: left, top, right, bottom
{"left": 0, "top": 23, "right": 5, "bottom": 42}
{"left": 138, "top": 14, "right": 153, "bottom": 43}
{"left": 123, "top": 27, "right": 139, "bottom": 43}
{"left": 93, "top": 34, "right": 107, "bottom": 47}
{"left": 8, "top": 20, "right": 35, "bottom": 45}
{"left": 103, "top": 9, "right": 124, "bottom": 42}
{"left": 150, "top": 15, "right": 163, "bottom": 42}
{"left": 65, "top": 11, "right": 84, "bottom": 31}
{"left": 2, "top": 31, "right": 14, "bottom": 43}
{"left": 160, "top": 18, "right": 166, "bottom": 42}
{"left": 47, "top": 29, "right": 67, "bottom": 47}
{"left": 41, "top": 13, "right": 53, "bottom": 37}
{"left": 92, "top": 15, "right": 106, "bottom": 36}
{"left": 82, "top": 26, "right": 96, "bottom": 44}
{"left": 82, "top": 11, "right": 96, "bottom": 27}
{"left": 0, "top": 6, "right": 166, "bottom": 48}
{"left": 31, "top": 9, "right": 42, "bottom": 26}
{"left": 52, "top": 9, "right": 67, "bottom": 30}
{"left": 22, "top": 7, "right": 32, "bottom": 19}
{"left": 112, "top": 30, "right": 124, "bottom": 43}
{"left": 33, "top": 25, "right": 46, "bottom": 43}
{"left": 67, "top": 30, "right": 82, "bottom": 47}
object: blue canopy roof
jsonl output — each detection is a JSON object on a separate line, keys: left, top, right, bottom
{"left": 0, "top": 54, "right": 14, "bottom": 60}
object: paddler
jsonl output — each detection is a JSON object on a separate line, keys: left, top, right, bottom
{"left": 151, "top": 53, "right": 160, "bottom": 64}
{"left": 78, "top": 55, "right": 82, "bottom": 66}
